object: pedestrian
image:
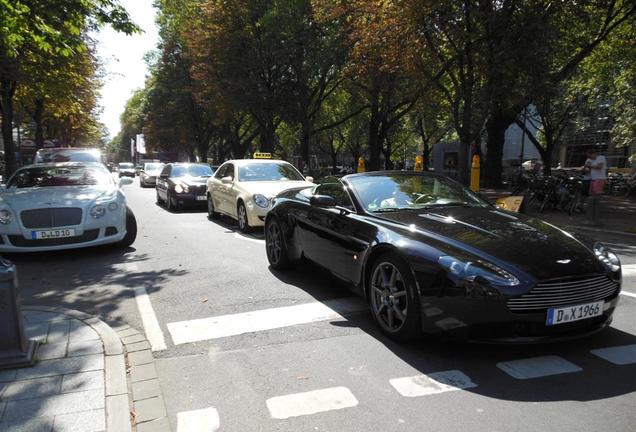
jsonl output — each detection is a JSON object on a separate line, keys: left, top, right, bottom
{"left": 584, "top": 149, "right": 607, "bottom": 195}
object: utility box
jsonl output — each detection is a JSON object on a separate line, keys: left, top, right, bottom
{"left": 0, "top": 257, "right": 38, "bottom": 369}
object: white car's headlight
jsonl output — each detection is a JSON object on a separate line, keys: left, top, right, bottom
{"left": 253, "top": 194, "right": 270, "bottom": 208}
{"left": 438, "top": 255, "right": 520, "bottom": 286}
{"left": 0, "top": 209, "right": 13, "bottom": 224}
{"left": 90, "top": 205, "right": 106, "bottom": 219}
{"left": 175, "top": 183, "right": 189, "bottom": 194}
{"left": 594, "top": 243, "right": 621, "bottom": 273}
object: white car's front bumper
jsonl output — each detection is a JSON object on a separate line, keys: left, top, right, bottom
{"left": 0, "top": 207, "right": 127, "bottom": 253}
{"left": 245, "top": 201, "right": 270, "bottom": 227}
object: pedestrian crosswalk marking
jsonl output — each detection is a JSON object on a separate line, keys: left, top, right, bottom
{"left": 621, "top": 263, "right": 636, "bottom": 277}
{"left": 496, "top": 355, "right": 582, "bottom": 379}
{"left": 167, "top": 298, "right": 365, "bottom": 345}
{"left": 390, "top": 370, "right": 477, "bottom": 397}
{"left": 177, "top": 407, "right": 219, "bottom": 432}
{"left": 590, "top": 344, "right": 636, "bottom": 365}
{"left": 266, "top": 386, "right": 358, "bottom": 419}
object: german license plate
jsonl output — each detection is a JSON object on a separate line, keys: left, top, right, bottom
{"left": 546, "top": 301, "right": 603, "bottom": 326}
{"left": 31, "top": 229, "right": 76, "bottom": 240}
{"left": 196, "top": 196, "right": 206, "bottom": 201}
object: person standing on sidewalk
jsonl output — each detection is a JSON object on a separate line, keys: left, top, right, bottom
{"left": 584, "top": 149, "right": 607, "bottom": 195}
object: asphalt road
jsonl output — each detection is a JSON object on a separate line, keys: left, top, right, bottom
{"left": 12, "top": 178, "right": 636, "bottom": 432}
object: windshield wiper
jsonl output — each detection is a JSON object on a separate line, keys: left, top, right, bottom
{"left": 372, "top": 207, "right": 408, "bottom": 212}
{"left": 418, "top": 202, "right": 473, "bottom": 209}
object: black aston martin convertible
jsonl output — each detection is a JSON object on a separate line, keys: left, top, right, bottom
{"left": 264, "top": 171, "right": 622, "bottom": 342}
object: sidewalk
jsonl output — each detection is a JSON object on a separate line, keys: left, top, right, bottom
{"left": 0, "top": 307, "right": 169, "bottom": 432}
{"left": 482, "top": 190, "right": 636, "bottom": 235}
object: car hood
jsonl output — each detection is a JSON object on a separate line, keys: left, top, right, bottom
{"left": 175, "top": 176, "right": 210, "bottom": 186}
{"left": 0, "top": 186, "right": 117, "bottom": 210}
{"left": 240, "top": 180, "right": 315, "bottom": 197}
{"left": 374, "top": 206, "right": 604, "bottom": 280}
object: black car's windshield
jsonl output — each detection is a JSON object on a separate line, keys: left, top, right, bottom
{"left": 238, "top": 162, "right": 304, "bottom": 182}
{"left": 144, "top": 163, "right": 164, "bottom": 171}
{"left": 8, "top": 165, "right": 112, "bottom": 188}
{"left": 171, "top": 164, "right": 213, "bottom": 178}
{"left": 348, "top": 173, "right": 489, "bottom": 212}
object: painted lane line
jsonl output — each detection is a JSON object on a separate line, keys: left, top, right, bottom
{"left": 591, "top": 344, "right": 636, "bottom": 365}
{"left": 621, "top": 291, "right": 636, "bottom": 299}
{"left": 621, "top": 263, "right": 636, "bottom": 277}
{"left": 125, "top": 262, "right": 167, "bottom": 352}
{"left": 177, "top": 407, "right": 220, "bottom": 432}
{"left": 266, "top": 386, "right": 358, "bottom": 419}
{"left": 167, "top": 298, "right": 364, "bottom": 345}
{"left": 390, "top": 370, "right": 477, "bottom": 397}
{"left": 496, "top": 356, "right": 582, "bottom": 380}
{"left": 233, "top": 232, "right": 265, "bottom": 244}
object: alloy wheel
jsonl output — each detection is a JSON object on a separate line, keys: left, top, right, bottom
{"left": 238, "top": 204, "right": 247, "bottom": 231}
{"left": 370, "top": 262, "right": 408, "bottom": 333}
{"left": 207, "top": 195, "right": 215, "bottom": 218}
{"left": 266, "top": 221, "right": 282, "bottom": 264}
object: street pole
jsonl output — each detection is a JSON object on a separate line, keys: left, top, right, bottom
{"left": 519, "top": 106, "right": 527, "bottom": 168}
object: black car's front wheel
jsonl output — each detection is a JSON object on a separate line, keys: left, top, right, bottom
{"left": 368, "top": 254, "right": 421, "bottom": 341}
{"left": 265, "top": 217, "right": 290, "bottom": 269}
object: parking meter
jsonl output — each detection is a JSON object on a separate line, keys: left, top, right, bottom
{"left": 0, "top": 257, "right": 38, "bottom": 369}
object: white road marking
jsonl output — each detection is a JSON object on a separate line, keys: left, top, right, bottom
{"left": 167, "top": 298, "right": 364, "bottom": 345}
{"left": 266, "top": 386, "right": 358, "bottom": 419}
{"left": 621, "top": 263, "right": 636, "bottom": 277}
{"left": 125, "top": 262, "right": 167, "bottom": 352}
{"left": 621, "top": 291, "right": 636, "bottom": 298}
{"left": 177, "top": 407, "right": 220, "bottom": 432}
{"left": 390, "top": 370, "right": 477, "bottom": 397}
{"left": 591, "top": 344, "right": 636, "bottom": 365}
{"left": 496, "top": 356, "right": 582, "bottom": 380}
{"left": 233, "top": 232, "right": 265, "bottom": 244}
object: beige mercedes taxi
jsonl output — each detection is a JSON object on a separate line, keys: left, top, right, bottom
{"left": 206, "top": 158, "right": 314, "bottom": 232}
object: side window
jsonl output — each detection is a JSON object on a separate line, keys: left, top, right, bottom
{"left": 315, "top": 183, "right": 355, "bottom": 211}
{"left": 224, "top": 164, "right": 235, "bottom": 180}
{"left": 214, "top": 164, "right": 227, "bottom": 179}
{"left": 160, "top": 165, "right": 170, "bottom": 177}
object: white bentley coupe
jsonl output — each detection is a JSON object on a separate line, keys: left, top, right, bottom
{"left": 0, "top": 162, "right": 137, "bottom": 252}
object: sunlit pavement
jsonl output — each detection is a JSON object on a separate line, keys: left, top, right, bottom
{"left": 11, "top": 178, "right": 636, "bottom": 432}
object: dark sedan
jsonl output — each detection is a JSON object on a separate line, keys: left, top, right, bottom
{"left": 265, "top": 171, "right": 622, "bottom": 343}
{"left": 156, "top": 163, "right": 213, "bottom": 211}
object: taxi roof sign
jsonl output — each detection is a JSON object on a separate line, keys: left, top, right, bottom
{"left": 253, "top": 152, "right": 272, "bottom": 159}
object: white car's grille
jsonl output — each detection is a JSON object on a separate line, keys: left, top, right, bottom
{"left": 21, "top": 208, "right": 83, "bottom": 228}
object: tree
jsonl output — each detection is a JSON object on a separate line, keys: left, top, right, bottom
{"left": 0, "top": 0, "right": 137, "bottom": 175}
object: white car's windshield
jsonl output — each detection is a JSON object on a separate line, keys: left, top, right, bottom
{"left": 238, "top": 163, "right": 304, "bottom": 182}
{"left": 348, "top": 173, "right": 489, "bottom": 212}
{"left": 8, "top": 165, "right": 112, "bottom": 188}
{"left": 35, "top": 149, "right": 101, "bottom": 164}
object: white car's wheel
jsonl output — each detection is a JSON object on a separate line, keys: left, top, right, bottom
{"left": 237, "top": 201, "right": 251, "bottom": 233}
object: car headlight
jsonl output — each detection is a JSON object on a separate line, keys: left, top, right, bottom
{"left": 175, "top": 183, "right": 189, "bottom": 194}
{"left": 90, "top": 205, "right": 106, "bottom": 219}
{"left": 438, "top": 255, "right": 520, "bottom": 286}
{"left": 593, "top": 243, "right": 621, "bottom": 272}
{"left": 108, "top": 202, "right": 119, "bottom": 211}
{"left": 0, "top": 209, "right": 13, "bottom": 224}
{"left": 253, "top": 194, "right": 270, "bottom": 208}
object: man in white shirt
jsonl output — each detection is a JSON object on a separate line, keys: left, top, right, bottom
{"left": 584, "top": 149, "right": 606, "bottom": 195}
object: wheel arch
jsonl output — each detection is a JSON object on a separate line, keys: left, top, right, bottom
{"left": 361, "top": 244, "right": 422, "bottom": 300}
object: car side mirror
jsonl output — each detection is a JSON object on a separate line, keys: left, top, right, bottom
{"left": 119, "top": 177, "right": 134, "bottom": 187}
{"left": 221, "top": 176, "right": 233, "bottom": 184}
{"left": 310, "top": 194, "right": 336, "bottom": 207}
{"left": 305, "top": 176, "right": 314, "bottom": 183}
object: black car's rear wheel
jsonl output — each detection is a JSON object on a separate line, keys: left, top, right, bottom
{"left": 368, "top": 254, "right": 420, "bottom": 341}
{"left": 265, "top": 217, "right": 290, "bottom": 269}
{"left": 156, "top": 189, "right": 162, "bottom": 204}
{"left": 167, "top": 191, "right": 178, "bottom": 212}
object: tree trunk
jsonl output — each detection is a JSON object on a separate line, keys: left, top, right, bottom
{"left": 300, "top": 117, "right": 311, "bottom": 168}
{"left": 368, "top": 109, "right": 381, "bottom": 171}
{"left": 1, "top": 77, "right": 16, "bottom": 177}
{"left": 423, "top": 140, "right": 430, "bottom": 170}
{"left": 457, "top": 140, "right": 469, "bottom": 185}
{"left": 34, "top": 98, "right": 44, "bottom": 149}
{"left": 259, "top": 119, "right": 276, "bottom": 153}
{"left": 484, "top": 113, "right": 515, "bottom": 188}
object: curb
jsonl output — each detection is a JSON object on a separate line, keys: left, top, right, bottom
{"left": 22, "top": 306, "right": 170, "bottom": 432}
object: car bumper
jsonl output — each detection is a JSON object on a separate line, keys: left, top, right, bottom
{"left": 245, "top": 201, "right": 269, "bottom": 227}
{"left": 419, "top": 293, "right": 620, "bottom": 344}
{"left": 0, "top": 226, "right": 127, "bottom": 253}
{"left": 173, "top": 192, "right": 207, "bottom": 206}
